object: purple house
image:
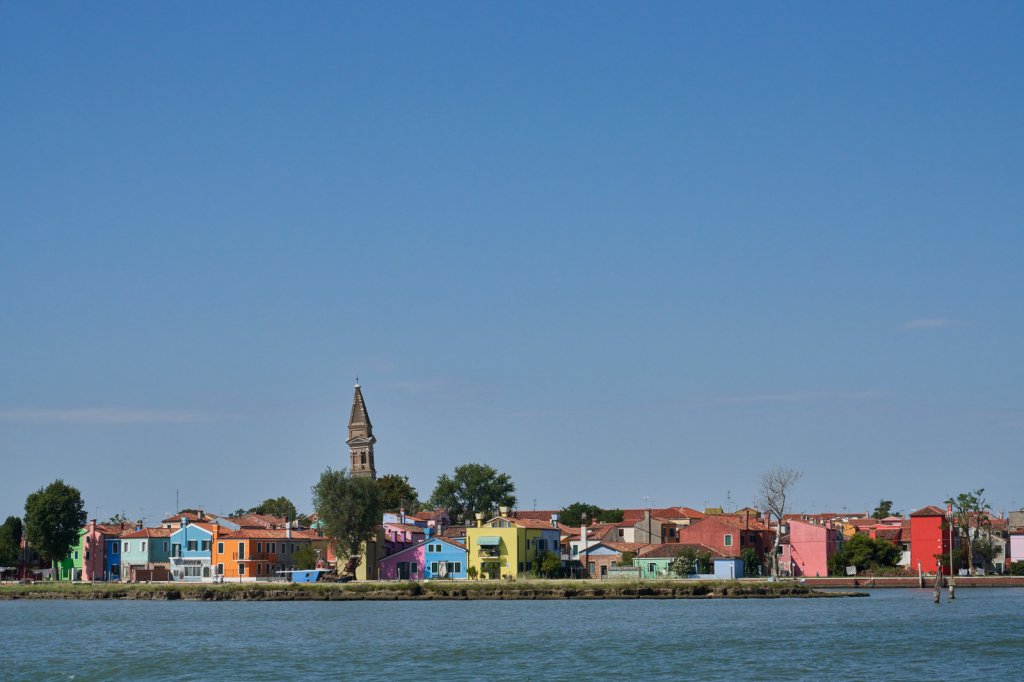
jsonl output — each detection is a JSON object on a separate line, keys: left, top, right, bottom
{"left": 380, "top": 532, "right": 467, "bottom": 581}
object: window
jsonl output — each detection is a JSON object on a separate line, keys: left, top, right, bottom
{"left": 218, "top": 542, "right": 224, "bottom": 554}
{"left": 187, "top": 540, "right": 197, "bottom": 552}
{"left": 572, "top": 546, "right": 578, "bottom": 556}
{"left": 201, "top": 541, "right": 210, "bottom": 552}
{"left": 141, "top": 541, "right": 147, "bottom": 552}
{"left": 172, "top": 544, "right": 182, "bottom": 557}
{"left": 724, "top": 534, "right": 733, "bottom": 547}
{"left": 410, "top": 563, "right": 418, "bottom": 575}
{"left": 85, "top": 550, "right": 90, "bottom": 560}
{"left": 238, "top": 543, "right": 245, "bottom": 559}
{"left": 217, "top": 563, "right": 224, "bottom": 575}
{"left": 430, "top": 562, "right": 440, "bottom": 574}
{"left": 123, "top": 542, "right": 129, "bottom": 553}
{"left": 649, "top": 563, "right": 656, "bottom": 573}
{"left": 618, "top": 528, "right": 625, "bottom": 538}
{"left": 163, "top": 542, "right": 168, "bottom": 551}
{"left": 239, "top": 563, "right": 246, "bottom": 575}
{"left": 74, "top": 551, "right": 78, "bottom": 560}
{"left": 270, "top": 543, "right": 276, "bottom": 553}
{"left": 113, "top": 543, "right": 119, "bottom": 554}
{"left": 257, "top": 564, "right": 262, "bottom": 575}
{"left": 257, "top": 542, "right": 263, "bottom": 553}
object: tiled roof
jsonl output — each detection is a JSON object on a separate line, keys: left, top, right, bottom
{"left": 161, "top": 510, "right": 211, "bottom": 524}
{"left": 229, "top": 513, "right": 288, "bottom": 529}
{"left": 602, "top": 542, "right": 650, "bottom": 554}
{"left": 385, "top": 523, "right": 426, "bottom": 534}
{"left": 121, "top": 528, "right": 173, "bottom": 539}
{"left": 217, "top": 528, "right": 320, "bottom": 540}
{"left": 910, "top": 505, "right": 947, "bottom": 517}
{"left": 638, "top": 543, "right": 725, "bottom": 559}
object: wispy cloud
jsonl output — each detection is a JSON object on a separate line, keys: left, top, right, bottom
{"left": 904, "top": 318, "right": 967, "bottom": 330}
{"left": 0, "top": 407, "right": 208, "bottom": 424}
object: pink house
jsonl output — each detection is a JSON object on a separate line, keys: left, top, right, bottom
{"left": 780, "top": 519, "right": 843, "bottom": 577}
{"left": 379, "top": 542, "right": 426, "bottom": 580}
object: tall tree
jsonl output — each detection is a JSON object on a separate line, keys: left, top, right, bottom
{"left": 24, "top": 480, "right": 87, "bottom": 574}
{"left": 0, "top": 516, "right": 23, "bottom": 567}
{"left": 871, "top": 500, "right": 895, "bottom": 520}
{"left": 427, "top": 463, "right": 516, "bottom": 524}
{"left": 376, "top": 474, "right": 419, "bottom": 513}
{"left": 250, "top": 496, "right": 298, "bottom": 521}
{"left": 755, "top": 467, "right": 803, "bottom": 579}
{"left": 559, "top": 502, "right": 603, "bottom": 527}
{"left": 946, "top": 488, "right": 990, "bottom": 575}
{"left": 311, "top": 468, "right": 382, "bottom": 561}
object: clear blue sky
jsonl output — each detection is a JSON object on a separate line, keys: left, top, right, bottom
{"left": 2, "top": 3, "right": 1022, "bottom": 524}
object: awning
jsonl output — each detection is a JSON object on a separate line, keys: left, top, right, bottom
{"left": 477, "top": 536, "right": 501, "bottom": 547}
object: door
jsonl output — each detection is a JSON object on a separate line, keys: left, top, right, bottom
{"left": 397, "top": 562, "right": 410, "bottom": 580}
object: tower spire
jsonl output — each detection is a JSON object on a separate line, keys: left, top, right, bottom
{"left": 347, "top": 382, "right": 376, "bottom": 479}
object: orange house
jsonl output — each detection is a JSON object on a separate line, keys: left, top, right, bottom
{"left": 211, "top": 526, "right": 318, "bottom": 580}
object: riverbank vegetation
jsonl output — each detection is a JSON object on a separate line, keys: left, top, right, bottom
{"left": 0, "top": 579, "right": 858, "bottom": 601}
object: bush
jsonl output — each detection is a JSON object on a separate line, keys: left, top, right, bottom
{"left": 1009, "top": 561, "right": 1024, "bottom": 577}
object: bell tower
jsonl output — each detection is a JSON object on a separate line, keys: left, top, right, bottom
{"left": 346, "top": 382, "right": 376, "bottom": 479}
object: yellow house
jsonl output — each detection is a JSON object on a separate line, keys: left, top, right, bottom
{"left": 465, "top": 509, "right": 561, "bottom": 580}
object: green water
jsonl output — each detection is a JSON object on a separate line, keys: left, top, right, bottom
{"left": 2, "top": 588, "right": 1022, "bottom": 680}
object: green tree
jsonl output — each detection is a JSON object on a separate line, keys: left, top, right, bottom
{"left": 104, "top": 512, "right": 130, "bottom": 525}
{"left": 376, "top": 474, "right": 419, "bottom": 513}
{"left": 311, "top": 468, "right": 382, "bottom": 561}
{"left": 467, "top": 565, "right": 479, "bottom": 580}
{"left": 24, "top": 480, "right": 87, "bottom": 574}
{"left": 292, "top": 545, "right": 318, "bottom": 570}
{"left": 597, "top": 509, "right": 625, "bottom": 523}
{"left": 0, "top": 516, "right": 23, "bottom": 567}
{"left": 670, "top": 546, "right": 712, "bottom": 576}
{"left": 250, "top": 496, "right": 298, "bottom": 521}
{"left": 559, "top": 502, "right": 603, "bottom": 527}
{"left": 828, "top": 534, "right": 902, "bottom": 575}
{"left": 617, "top": 551, "right": 637, "bottom": 569}
{"left": 427, "top": 463, "right": 516, "bottom": 524}
{"left": 871, "top": 500, "right": 895, "bottom": 520}
{"left": 946, "top": 489, "right": 990, "bottom": 575}
{"left": 1009, "top": 561, "right": 1024, "bottom": 577}
{"left": 740, "top": 547, "right": 761, "bottom": 576}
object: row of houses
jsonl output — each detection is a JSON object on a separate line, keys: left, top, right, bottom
{"left": 16, "top": 501, "right": 1024, "bottom": 584}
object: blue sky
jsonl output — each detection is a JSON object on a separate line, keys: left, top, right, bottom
{"left": 2, "top": 3, "right": 1022, "bottom": 523}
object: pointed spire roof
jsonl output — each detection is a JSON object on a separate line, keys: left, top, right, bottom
{"left": 349, "top": 382, "right": 373, "bottom": 435}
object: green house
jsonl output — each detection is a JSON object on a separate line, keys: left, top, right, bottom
{"left": 56, "top": 529, "right": 87, "bottom": 580}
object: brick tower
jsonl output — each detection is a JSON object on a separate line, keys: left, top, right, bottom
{"left": 347, "top": 382, "right": 377, "bottom": 479}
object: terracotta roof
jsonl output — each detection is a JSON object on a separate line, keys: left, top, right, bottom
{"left": 910, "top": 505, "right": 947, "bottom": 517}
{"left": 229, "top": 513, "right": 288, "bottom": 529}
{"left": 875, "top": 527, "right": 902, "bottom": 542}
{"left": 602, "top": 542, "right": 651, "bottom": 554}
{"left": 638, "top": 543, "right": 725, "bottom": 559}
{"left": 507, "top": 517, "right": 560, "bottom": 530}
{"left": 506, "top": 510, "right": 561, "bottom": 521}
{"left": 121, "top": 528, "right": 173, "bottom": 539}
{"left": 217, "top": 528, "right": 320, "bottom": 540}
{"left": 621, "top": 507, "right": 703, "bottom": 524}
{"left": 385, "top": 523, "right": 426, "bottom": 534}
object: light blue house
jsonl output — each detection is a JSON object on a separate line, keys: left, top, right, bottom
{"left": 119, "top": 528, "right": 173, "bottom": 581}
{"left": 169, "top": 518, "right": 214, "bottom": 582}
{"left": 713, "top": 557, "right": 744, "bottom": 580}
{"left": 423, "top": 536, "right": 467, "bottom": 580}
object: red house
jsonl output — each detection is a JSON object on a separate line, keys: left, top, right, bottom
{"left": 909, "top": 505, "right": 955, "bottom": 575}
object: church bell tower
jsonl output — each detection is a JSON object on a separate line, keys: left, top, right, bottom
{"left": 347, "top": 382, "right": 377, "bottom": 479}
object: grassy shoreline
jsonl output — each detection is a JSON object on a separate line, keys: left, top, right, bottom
{"left": 0, "top": 579, "right": 864, "bottom": 601}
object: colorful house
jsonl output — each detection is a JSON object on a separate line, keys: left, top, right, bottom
{"left": 57, "top": 530, "right": 85, "bottom": 581}
{"left": 81, "top": 520, "right": 127, "bottom": 582}
{"left": 633, "top": 543, "right": 723, "bottom": 579}
{"left": 211, "top": 525, "right": 319, "bottom": 581}
{"left": 571, "top": 541, "right": 648, "bottom": 579}
{"left": 380, "top": 533, "right": 468, "bottom": 580}
{"left": 779, "top": 519, "right": 843, "bottom": 577}
{"left": 170, "top": 518, "right": 215, "bottom": 582}
{"left": 465, "top": 510, "right": 561, "bottom": 580}
{"left": 120, "top": 528, "right": 173, "bottom": 581}
{"left": 910, "top": 505, "right": 955, "bottom": 575}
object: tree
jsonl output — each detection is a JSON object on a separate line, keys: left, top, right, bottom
{"left": 740, "top": 547, "right": 761, "bottom": 577}
{"left": 531, "top": 551, "right": 563, "bottom": 578}
{"left": 559, "top": 502, "right": 603, "bottom": 527}
{"left": 946, "top": 489, "right": 990, "bottom": 575}
{"left": 427, "top": 463, "right": 516, "bottom": 524}
{"left": 24, "top": 480, "right": 87, "bottom": 574}
{"left": 617, "top": 551, "right": 637, "bottom": 569}
{"left": 104, "top": 512, "right": 130, "bottom": 525}
{"left": 827, "top": 534, "right": 902, "bottom": 575}
{"left": 1009, "top": 561, "right": 1024, "bottom": 577}
{"left": 311, "top": 468, "right": 382, "bottom": 561}
{"left": 0, "top": 516, "right": 23, "bottom": 567}
{"left": 292, "top": 545, "right": 318, "bottom": 570}
{"left": 597, "top": 509, "right": 625, "bottom": 523}
{"left": 250, "top": 497, "right": 298, "bottom": 521}
{"left": 467, "top": 565, "right": 479, "bottom": 580}
{"left": 670, "top": 546, "right": 712, "bottom": 576}
{"left": 871, "top": 500, "right": 895, "bottom": 520}
{"left": 755, "top": 467, "right": 803, "bottom": 578}
{"left": 376, "top": 474, "right": 419, "bottom": 513}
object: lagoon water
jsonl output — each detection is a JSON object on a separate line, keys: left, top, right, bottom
{"left": 2, "top": 588, "right": 1022, "bottom": 680}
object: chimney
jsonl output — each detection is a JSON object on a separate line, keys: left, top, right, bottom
{"left": 90, "top": 519, "right": 97, "bottom": 532}
{"left": 399, "top": 507, "right": 406, "bottom": 524}
{"left": 287, "top": 523, "right": 292, "bottom": 539}
{"left": 180, "top": 516, "right": 187, "bottom": 529}
{"left": 499, "top": 506, "right": 509, "bottom": 518}
{"left": 475, "top": 512, "right": 484, "bottom": 528}
{"left": 550, "top": 513, "right": 559, "bottom": 528}
{"left": 424, "top": 526, "right": 433, "bottom": 539}
{"left": 744, "top": 510, "right": 750, "bottom": 530}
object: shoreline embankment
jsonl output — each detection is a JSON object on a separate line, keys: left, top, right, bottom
{"left": 801, "top": 575, "right": 1024, "bottom": 589}
{"left": 0, "top": 579, "right": 864, "bottom": 601}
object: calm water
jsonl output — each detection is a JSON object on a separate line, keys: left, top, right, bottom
{"left": 2, "top": 588, "right": 1022, "bottom": 680}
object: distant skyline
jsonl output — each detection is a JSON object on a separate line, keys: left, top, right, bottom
{"left": 2, "top": 3, "right": 1022, "bottom": 524}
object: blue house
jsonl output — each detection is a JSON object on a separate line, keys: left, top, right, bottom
{"left": 169, "top": 518, "right": 214, "bottom": 582}
{"left": 105, "top": 536, "right": 122, "bottom": 581}
{"left": 423, "top": 536, "right": 467, "bottom": 580}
